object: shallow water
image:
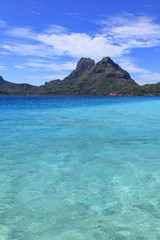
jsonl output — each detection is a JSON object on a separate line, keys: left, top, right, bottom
{"left": 1, "top": 95, "right": 160, "bottom": 239}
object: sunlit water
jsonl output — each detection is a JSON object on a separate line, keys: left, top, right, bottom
{"left": 1, "top": 95, "right": 160, "bottom": 240}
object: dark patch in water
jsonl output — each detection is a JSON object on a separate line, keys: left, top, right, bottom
{"left": 134, "top": 202, "right": 160, "bottom": 218}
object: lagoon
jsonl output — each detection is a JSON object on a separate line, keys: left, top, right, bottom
{"left": 0, "top": 95, "right": 160, "bottom": 239}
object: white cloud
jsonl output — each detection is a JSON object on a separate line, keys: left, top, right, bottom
{"left": 140, "top": 73, "right": 160, "bottom": 82}
{"left": 22, "top": 60, "right": 77, "bottom": 71}
{"left": 26, "top": 73, "right": 68, "bottom": 81}
{"left": 3, "top": 26, "right": 124, "bottom": 60}
{"left": 44, "top": 25, "right": 68, "bottom": 34}
{"left": 43, "top": 74, "right": 68, "bottom": 80}
{"left": 0, "top": 65, "right": 7, "bottom": 70}
{"left": 14, "top": 65, "right": 26, "bottom": 69}
{"left": 37, "top": 33, "right": 124, "bottom": 59}
{"left": 0, "top": 51, "right": 10, "bottom": 55}
{"left": 115, "top": 57, "right": 150, "bottom": 74}
{"left": 114, "top": 57, "right": 160, "bottom": 85}
{"left": 1, "top": 13, "right": 160, "bottom": 84}
{"left": 1, "top": 43, "right": 55, "bottom": 57}
{"left": 0, "top": 20, "right": 7, "bottom": 28}
{"left": 7, "top": 26, "right": 37, "bottom": 39}
{"left": 3, "top": 14, "right": 160, "bottom": 61}
{"left": 100, "top": 14, "right": 160, "bottom": 49}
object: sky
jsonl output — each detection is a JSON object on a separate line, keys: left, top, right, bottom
{"left": 0, "top": 0, "right": 160, "bottom": 86}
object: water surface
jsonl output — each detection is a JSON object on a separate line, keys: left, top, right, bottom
{"left": 1, "top": 95, "right": 160, "bottom": 240}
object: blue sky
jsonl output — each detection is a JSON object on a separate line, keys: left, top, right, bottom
{"left": 0, "top": 0, "right": 160, "bottom": 85}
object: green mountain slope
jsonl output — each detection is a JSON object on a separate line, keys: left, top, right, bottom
{"left": 0, "top": 76, "right": 38, "bottom": 95}
{"left": 1, "top": 57, "right": 159, "bottom": 96}
{"left": 116, "top": 82, "right": 160, "bottom": 96}
{"left": 36, "top": 57, "right": 138, "bottom": 95}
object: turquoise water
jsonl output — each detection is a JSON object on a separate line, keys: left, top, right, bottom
{"left": 1, "top": 95, "right": 160, "bottom": 240}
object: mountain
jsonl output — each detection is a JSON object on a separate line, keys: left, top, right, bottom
{"left": 36, "top": 57, "right": 138, "bottom": 95}
{"left": 0, "top": 76, "right": 38, "bottom": 95}
{"left": 1, "top": 56, "right": 156, "bottom": 96}
{"left": 116, "top": 82, "right": 160, "bottom": 96}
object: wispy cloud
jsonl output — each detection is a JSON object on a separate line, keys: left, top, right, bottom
{"left": 0, "top": 20, "right": 7, "bottom": 28}
{"left": 13, "top": 59, "right": 76, "bottom": 81}
{"left": 1, "top": 43, "right": 55, "bottom": 58}
{"left": 62, "top": 12, "right": 87, "bottom": 21}
{"left": 44, "top": 25, "right": 68, "bottom": 34}
{"left": 100, "top": 13, "right": 160, "bottom": 49}
{"left": 6, "top": 26, "right": 36, "bottom": 38}
{"left": 3, "top": 28, "right": 123, "bottom": 59}
{"left": 30, "top": 10, "right": 40, "bottom": 15}
{"left": 140, "top": 73, "right": 160, "bottom": 83}
{"left": 115, "top": 57, "right": 150, "bottom": 74}
{"left": 26, "top": 73, "right": 68, "bottom": 81}
{"left": 43, "top": 73, "right": 69, "bottom": 80}
{"left": 22, "top": 60, "right": 77, "bottom": 71}
{"left": 0, "top": 65, "right": 7, "bottom": 70}
{"left": 1, "top": 14, "right": 160, "bottom": 84}
{"left": 2, "top": 13, "right": 160, "bottom": 61}
{"left": 115, "top": 57, "right": 160, "bottom": 84}
{"left": 14, "top": 65, "right": 26, "bottom": 69}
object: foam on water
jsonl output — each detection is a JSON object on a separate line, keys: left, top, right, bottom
{"left": 1, "top": 95, "right": 160, "bottom": 239}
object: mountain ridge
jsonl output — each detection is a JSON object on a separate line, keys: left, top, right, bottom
{"left": 0, "top": 57, "right": 159, "bottom": 95}
{"left": 36, "top": 56, "right": 138, "bottom": 95}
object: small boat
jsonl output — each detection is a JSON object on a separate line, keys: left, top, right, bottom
{"left": 109, "top": 93, "right": 117, "bottom": 96}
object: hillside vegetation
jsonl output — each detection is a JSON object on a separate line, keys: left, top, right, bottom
{"left": 0, "top": 57, "right": 159, "bottom": 95}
